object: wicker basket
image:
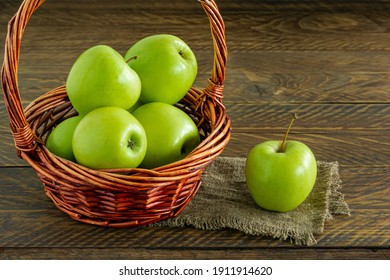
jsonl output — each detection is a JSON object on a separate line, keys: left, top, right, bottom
{"left": 1, "top": 0, "right": 230, "bottom": 227}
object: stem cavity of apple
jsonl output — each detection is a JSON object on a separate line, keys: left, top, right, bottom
{"left": 278, "top": 113, "right": 299, "bottom": 153}
{"left": 128, "top": 139, "right": 136, "bottom": 150}
{"left": 126, "top": 56, "right": 137, "bottom": 63}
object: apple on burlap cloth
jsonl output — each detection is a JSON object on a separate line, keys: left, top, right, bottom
{"left": 155, "top": 157, "right": 350, "bottom": 246}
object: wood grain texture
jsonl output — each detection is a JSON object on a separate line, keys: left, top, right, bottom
{"left": 1, "top": 248, "right": 389, "bottom": 260}
{"left": 1, "top": 0, "right": 389, "bottom": 259}
{"left": 2, "top": 1, "right": 390, "bottom": 102}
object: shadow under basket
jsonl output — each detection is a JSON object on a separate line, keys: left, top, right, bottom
{"left": 1, "top": 0, "right": 231, "bottom": 227}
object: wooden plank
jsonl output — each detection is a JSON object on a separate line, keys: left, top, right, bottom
{"left": 224, "top": 52, "right": 390, "bottom": 104}
{"left": 3, "top": 0, "right": 390, "bottom": 53}
{"left": 0, "top": 210, "right": 388, "bottom": 249}
{"left": 8, "top": 51, "right": 390, "bottom": 103}
{"left": 1, "top": 247, "right": 388, "bottom": 260}
{"left": 0, "top": 167, "right": 388, "bottom": 248}
{"left": 8, "top": 56, "right": 390, "bottom": 105}
{"left": 1, "top": 103, "right": 389, "bottom": 166}
{"left": 225, "top": 103, "right": 390, "bottom": 131}
{"left": 225, "top": 132, "right": 390, "bottom": 167}
{"left": 221, "top": 13, "right": 390, "bottom": 52}
{"left": 3, "top": 0, "right": 390, "bottom": 12}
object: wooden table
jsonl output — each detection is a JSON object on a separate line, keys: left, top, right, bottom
{"left": 1, "top": 0, "right": 389, "bottom": 260}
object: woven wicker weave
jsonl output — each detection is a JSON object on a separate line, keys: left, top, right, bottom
{"left": 1, "top": 0, "right": 230, "bottom": 227}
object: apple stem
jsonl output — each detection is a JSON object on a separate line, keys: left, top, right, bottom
{"left": 278, "top": 113, "right": 298, "bottom": 153}
{"left": 126, "top": 56, "right": 137, "bottom": 63}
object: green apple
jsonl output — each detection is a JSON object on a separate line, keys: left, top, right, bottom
{"left": 66, "top": 45, "right": 141, "bottom": 115}
{"left": 72, "top": 107, "right": 147, "bottom": 169}
{"left": 132, "top": 102, "right": 201, "bottom": 169}
{"left": 124, "top": 34, "right": 197, "bottom": 105}
{"left": 46, "top": 115, "right": 83, "bottom": 162}
{"left": 245, "top": 114, "right": 317, "bottom": 212}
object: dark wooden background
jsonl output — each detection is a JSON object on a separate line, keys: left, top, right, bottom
{"left": 1, "top": 0, "right": 389, "bottom": 259}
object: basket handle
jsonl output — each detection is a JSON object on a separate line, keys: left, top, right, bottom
{"left": 1, "top": 0, "right": 45, "bottom": 156}
{"left": 1, "top": 0, "right": 227, "bottom": 156}
{"left": 199, "top": 0, "right": 227, "bottom": 106}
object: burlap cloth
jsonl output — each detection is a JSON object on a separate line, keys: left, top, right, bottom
{"left": 156, "top": 157, "right": 350, "bottom": 246}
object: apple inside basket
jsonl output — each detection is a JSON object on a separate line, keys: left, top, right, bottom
{"left": 52, "top": 34, "right": 200, "bottom": 170}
